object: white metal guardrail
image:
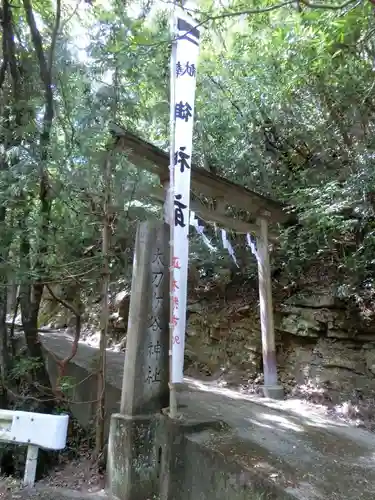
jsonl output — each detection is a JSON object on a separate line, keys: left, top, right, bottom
{"left": 0, "top": 409, "right": 69, "bottom": 486}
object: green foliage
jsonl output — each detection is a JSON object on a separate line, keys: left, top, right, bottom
{"left": 9, "top": 357, "right": 44, "bottom": 380}
{"left": 190, "top": 0, "right": 375, "bottom": 288}
{"left": 59, "top": 376, "right": 77, "bottom": 394}
{"left": 1, "top": 0, "right": 375, "bottom": 311}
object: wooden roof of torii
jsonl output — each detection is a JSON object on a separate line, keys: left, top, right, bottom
{"left": 111, "top": 126, "right": 292, "bottom": 239}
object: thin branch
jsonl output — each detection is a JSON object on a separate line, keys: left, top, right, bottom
{"left": 199, "top": 0, "right": 359, "bottom": 21}
{"left": 135, "top": 2, "right": 294, "bottom": 49}
{"left": 59, "top": 0, "right": 81, "bottom": 34}
{"left": 207, "top": 74, "right": 248, "bottom": 121}
{"left": 2, "top": 0, "right": 21, "bottom": 98}
{"left": 142, "top": 0, "right": 362, "bottom": 48}
{"left": 9, "top": 286, "right": 20, "bottom": 357}
{"left": 48, "top": 0, "right": 61, "bottom": 72}
{"left": 0, "top": 265, "right": 100, "bottom": 289}
{"left": 124, "top": 174, "right": 140, "bottom": 222}
{"left": 22, "top": 0, "right": 54, "bottom": 143}
{"left": 6, "top": 386, "right": 100, "bottom": 405}
{"left": 201, "top": 0, "right": 293, "bottom": 22}
{"left": 45, "top": 284, "right": 79, "bottom": 316}
{"left": 22, "top": 0, "right": 59, "bottom": 326}
{"left": 0, "top": 1, "right": 9, "bottom": 89}
{"left": 0, "top": 60, "right": 7, "bottom": 91}
{"left": 300, "top": 0, "right": 360, "bottom": 8}
{"left": 57, "top": 73, "right": 76, "bottom": 163}
{"left": 167, "top": 1, "right": 296, "bottom": 41}
{"left": 42, "top": 285, "right": 82, "bottom": 397}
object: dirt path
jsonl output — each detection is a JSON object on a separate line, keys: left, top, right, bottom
{"left": 181, "top": 379, "right": 375, "bottom": 499}
{"left": 0, "top": 480, "right": 107, "bottom": 500}
{"left": 37, "top": 330, "right": 375, "bottom": 499}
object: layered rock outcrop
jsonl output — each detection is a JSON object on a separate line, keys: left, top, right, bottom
{"left": 33, "top": 267, "right": 375, "bottom": 406}
{"left": 184, "top": 282, "right": 375, "bottom": 404}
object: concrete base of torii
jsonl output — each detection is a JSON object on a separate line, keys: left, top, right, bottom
{"left": 262, "top": 385, "right": 284, "bottom": 400}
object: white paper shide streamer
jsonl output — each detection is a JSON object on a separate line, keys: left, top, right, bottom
{"left": 221, "top": 229, "right": 239, "bottom": 267}
{"left": 246, "top": 232, "right": 259, "bottom": 261}
{"left": 170, "top": 9, "right": 200, "bottom": 383}
{"left": 190, "top": 212, "right": 216, "bottom": 251}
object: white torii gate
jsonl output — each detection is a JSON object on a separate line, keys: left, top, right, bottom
{"left": 113, "top": 127, "right": 291, "bottom": 400}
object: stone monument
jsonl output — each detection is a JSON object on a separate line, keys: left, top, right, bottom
{"left": 107, "top": 220, "right": 170, "bottom": 500}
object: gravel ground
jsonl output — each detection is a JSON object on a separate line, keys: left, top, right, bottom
{"left": 1, "top": 483, "right": 107, "bottom": 500}
{"left": 0, "top": 457, "right": 105, "bottom": 500}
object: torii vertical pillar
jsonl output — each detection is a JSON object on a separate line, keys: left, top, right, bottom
{"left": 256, "top": 217, "right": 284, "bottom": 400}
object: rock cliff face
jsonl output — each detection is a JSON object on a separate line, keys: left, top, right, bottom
{"left": 184, "top": 278, "right": 375, "bottom": 406}
{"left": 36, "top": 266, "right": 375, "bottom": 408}
{"left": 275, "top": 285, "right": 375, "bottom": 403}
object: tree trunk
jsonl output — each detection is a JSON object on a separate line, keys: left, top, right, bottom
{"left": 0, "top": 0, "right": 20, "bottom": 408}
{"left": 0, "top": 266, "right": 9, "bottom": 409}
{"left": 18, "top": 0, "right": 60, "bottom": 412}
{"left": 9, "top": 286, "right": 20, "bottom": 357}
{"left": 95, "top": 153, "right": 112, "bottom": 457}
{"left": 19, "top": 215, "right": 54, "bottom": 412}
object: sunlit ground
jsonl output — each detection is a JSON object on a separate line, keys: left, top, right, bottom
{"left": 184, "top": 376, "right": 351, "bottom": 428}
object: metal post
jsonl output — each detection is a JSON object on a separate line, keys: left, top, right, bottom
{"left": 23, "top": 444, "right": 38, "bottom": 487}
